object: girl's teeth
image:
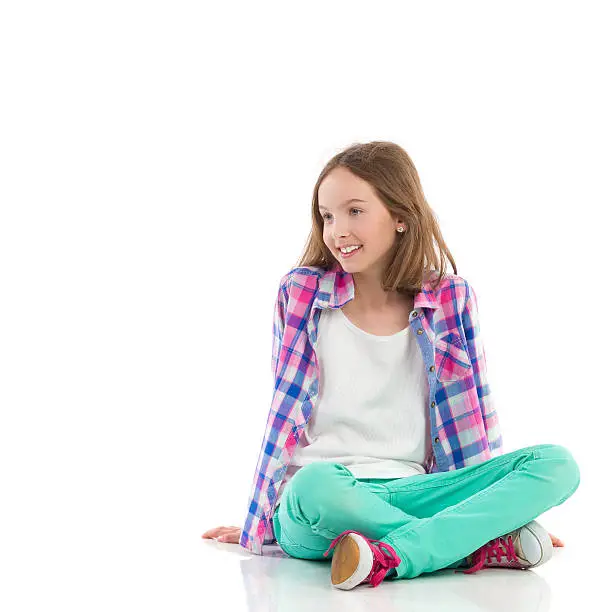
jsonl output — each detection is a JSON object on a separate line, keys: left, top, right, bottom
{"left": 340, "top": 245, "right": 362, "bottom": 256}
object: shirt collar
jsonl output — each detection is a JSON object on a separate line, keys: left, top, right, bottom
{"left": 314, "top": 260, "right": 441, "bottom": 311}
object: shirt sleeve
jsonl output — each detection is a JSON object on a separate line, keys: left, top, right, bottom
{"left": 462, "top": 280, "right": 504, "bottom": 456}
{"left": 271, "top": 275, "right": 289, "bottom": 382}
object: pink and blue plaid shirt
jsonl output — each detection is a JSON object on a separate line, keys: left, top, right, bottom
{"left": 239, "top": 261, "right": 504, "bottom": 555}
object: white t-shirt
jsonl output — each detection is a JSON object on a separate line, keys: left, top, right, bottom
{"left": 274, "top": 305, "right": 430, "bottom": 509}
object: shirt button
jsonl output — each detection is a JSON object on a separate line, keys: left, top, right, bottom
{"left": 417, "top": 329, "right": 423, "bottom": 335}
{"left": 411, "top": 310, "right": 419, "bottom": 318}
{"left": 435, "top": 437, "right": 440, "bottom": 443}
{"left": 431, "top": 401, "right": 435, "bottom": 407}
{"left": 429, "top": 365, "right": 434, "bottom": 372}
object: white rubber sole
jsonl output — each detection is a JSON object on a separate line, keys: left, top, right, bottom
{"left": 330, "top": 533, "right": 375, "bottom": 590}
{"left": 519, "top": 520, "right": 554, "bottom": 567}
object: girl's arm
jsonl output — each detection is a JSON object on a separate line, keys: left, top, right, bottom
{"left": 461, "top": 281, "right": 504, "bottom": 456}
{"left": 271, "top": 275, "right": 289, "bottom": 381}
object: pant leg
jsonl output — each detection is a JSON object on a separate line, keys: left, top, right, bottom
{"left": 273, "top": 464, "right": 416, "bottom": 558}
{"left": 272, "top": 444, "right": 580, "bottom": 580}
{"left": 379, "top": 443, "right": 580, "bottom": 579}
{"left": 272, "top": 463, "right": 468, "bottom": 570}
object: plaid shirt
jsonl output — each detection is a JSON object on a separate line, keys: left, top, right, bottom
{"left": 239, "top": 262, "right": 503, "bottom": 555}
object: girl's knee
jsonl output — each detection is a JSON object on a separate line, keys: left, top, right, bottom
{"left": 291, "top": 461, "right": 347, "bottom": 487}
{"left": 287, "top": 462, "right": 348, "bottom": 504}
{"left": 537, "top": 444, "right": 581, "bottom": 492}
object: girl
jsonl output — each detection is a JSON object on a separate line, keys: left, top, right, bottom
{"left": 202, "top": 141, "right": 579, "bottom": 590}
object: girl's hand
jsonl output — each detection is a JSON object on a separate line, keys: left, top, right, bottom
{"left": 202, "top": 526, "right": 241, "bottom": 544}
{"left": 549, "top": 532, "right": 564, "bottom": 547}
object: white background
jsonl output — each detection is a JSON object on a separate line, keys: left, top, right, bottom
{"left": 1, "top": 1, "right": 610, "bottom": 610}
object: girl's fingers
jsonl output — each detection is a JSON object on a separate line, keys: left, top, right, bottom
{"left": 202, "top": 526, "right": 241, "bottom": 539}
{"left": 548, "top": 532, "right": 565, "bottom": 547}
{"left": 202, "top": 528, "right": 224, "bottom": 538}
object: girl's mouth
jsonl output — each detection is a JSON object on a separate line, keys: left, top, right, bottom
{"left": 338, "top": 245, "right": 363, "bottom": 259}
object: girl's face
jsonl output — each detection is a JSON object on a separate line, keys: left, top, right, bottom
{"left": 318, "top": 167, "right": 404, "bottom": 273}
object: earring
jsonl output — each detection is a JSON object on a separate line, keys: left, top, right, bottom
{"left": 397, "top": 227, "right": 404, "bottom": 232}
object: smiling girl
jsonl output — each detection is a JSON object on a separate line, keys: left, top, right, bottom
{"left": 203, "top": 141, "right": 579, "bottom": 590}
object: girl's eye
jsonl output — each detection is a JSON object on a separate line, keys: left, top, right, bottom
{"left": 322, "top": 208, "right": 361, "bottom": 221}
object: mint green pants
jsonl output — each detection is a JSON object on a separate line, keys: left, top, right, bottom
{"left": 271, "top": 443, "right": 580, "bottom": 580}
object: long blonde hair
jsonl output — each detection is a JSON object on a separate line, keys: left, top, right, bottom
{"left": 295, "top": 141, "right": 458, "bottom": 294}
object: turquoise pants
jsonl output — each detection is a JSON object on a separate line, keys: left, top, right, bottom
{"left": 271, "top": 443, "right": 580, "bottom": 580}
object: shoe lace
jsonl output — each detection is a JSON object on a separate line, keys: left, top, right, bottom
{"left": 324, "top": 530, "right": 401, "bottom": 588}
{"left": 457, "top": 535, "right": 520, "bottom": 574}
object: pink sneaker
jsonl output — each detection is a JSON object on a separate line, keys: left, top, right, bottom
{"left": 323, "top": 530, "right": 401, "bottom": 590}
{"left": 457, "top": 520, "right": 554, "bottom": 574}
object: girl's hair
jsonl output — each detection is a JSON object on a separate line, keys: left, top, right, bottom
{"left": 295, "top": 141, "right": 458, "bottom": 294}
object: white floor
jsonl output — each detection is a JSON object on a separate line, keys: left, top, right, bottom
{"left": 199, "top": 532, "right": 599, "bottom": 612}
{"left": 1, "top": 479, "right": 603, "bottom": 611}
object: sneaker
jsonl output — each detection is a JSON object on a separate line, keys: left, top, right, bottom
{"left": 323, "top": 530, "right": 401, "bottom": 590}
{"left": 457, "top": 519, "right": 553, "bottom": 574}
